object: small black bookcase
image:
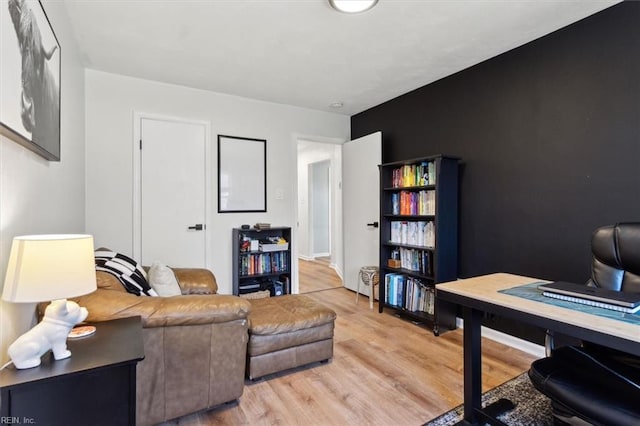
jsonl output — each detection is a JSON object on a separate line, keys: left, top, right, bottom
{"left": 232, "top": 227, "right": 292, "bottom": 297}
{"left": 378, "top": 155, "right": 459, "bottom": 335}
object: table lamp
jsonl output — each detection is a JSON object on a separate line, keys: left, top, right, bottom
{"left": 2, "top": 234, "right": 97, "bottom": 369}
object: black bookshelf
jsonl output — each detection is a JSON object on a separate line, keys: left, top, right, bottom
{"left": 378, "top": 155, "right": 459, "bottom": 335}
{"left": 232, "top": 227, "right": 292, "bottom": 297}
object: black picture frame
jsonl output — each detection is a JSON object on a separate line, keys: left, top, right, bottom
{"left": 217, "top": 135, "right": 267, "bottom": 213}
{"left": 1, "top": 0, "right": 61, "bottom": 161}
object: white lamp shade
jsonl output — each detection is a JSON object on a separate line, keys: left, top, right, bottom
{"left": 2, "top": 234, "right": 97, "bottom": 303}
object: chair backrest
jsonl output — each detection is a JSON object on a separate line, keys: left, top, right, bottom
{"left": 590, "top": 223, "right": 640, "bottom": 293}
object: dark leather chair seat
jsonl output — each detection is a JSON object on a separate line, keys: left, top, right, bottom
{"left": 528, "top": 223, "right": 640, "bottom": 425}
{"left": 529, "top": 346, "right": 640, "bottom": 425}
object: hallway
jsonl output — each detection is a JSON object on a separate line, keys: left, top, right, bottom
{"left": 298, "top": 257, "right": 342, "bottom": 293}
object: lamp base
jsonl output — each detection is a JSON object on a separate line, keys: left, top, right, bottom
{"left": 7, "top": 299, "right": 89, "bottom": 369}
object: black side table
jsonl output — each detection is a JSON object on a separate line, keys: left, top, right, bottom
{"left": 0, "top": 316, "right": 144, "bottom": 426}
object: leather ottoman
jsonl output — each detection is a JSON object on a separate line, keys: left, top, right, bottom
{"left": 246, "top": 295, "right": 336, "bottom": 380}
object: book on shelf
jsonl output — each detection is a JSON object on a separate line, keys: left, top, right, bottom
{"left": 386, "top": 274, "right": 435, "bottom": 315}
{"left": 398, "top": 247, "right": 432, "bottom": 276}
{"left": 406, "top": 280, "right": 427, "bottom": 312}
{"left": 280, "top": 274, "right": 291, "bottom": 295}
{"left": 386, "top": 273, "right": 399, "bottom": 307}
{"left": 391, "top": 161, "right": 437, "bottom": 188}
{"left": 390, "top": 221, "right": 435, "bottom": 248}
{"left": 239, "top": 251, "right": 288, "bottom": 276}
{"left": 394, "top": 190, "right": 435, "bottom": 215}
{"left": 392, "top": 193, "right": 400, "bottom": 215}
{"left": 385, "top": 273, "right": 413, "bottom": 308}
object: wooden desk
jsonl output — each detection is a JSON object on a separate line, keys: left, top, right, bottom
{"left": 0, "top": 316, "right": 144, "bottom": 426}
{"left": 436, "top": 273, "right": 640, "bottom": 425}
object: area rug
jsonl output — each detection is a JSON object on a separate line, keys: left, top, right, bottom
{"left": 425, "top": 373, "right": 553, "bottom": 426}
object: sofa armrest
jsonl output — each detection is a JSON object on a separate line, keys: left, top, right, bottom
{"left": 74, "top": 289, "right": 251, "bottom": 328}
{"left": 173, "top": 268, "right": 218, "bottom": 294}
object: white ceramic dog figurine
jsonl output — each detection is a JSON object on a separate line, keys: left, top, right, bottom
{"left": 8, "top": 299, "right": 89, "bottom": 369}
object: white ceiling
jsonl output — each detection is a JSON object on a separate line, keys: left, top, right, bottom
{"left": 61, "top": 0, "right": 621, "bottom": 116}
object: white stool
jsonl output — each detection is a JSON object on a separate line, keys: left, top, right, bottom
{"left": 356, "top": 266, "right": 379, "bottom": 310}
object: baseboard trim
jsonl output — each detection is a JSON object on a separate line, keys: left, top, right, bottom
{"left": 455, "top": 318, "right": 545, "bottom": 358}
{"left": 330, "top": 263, "right": 343, "bottom": 281}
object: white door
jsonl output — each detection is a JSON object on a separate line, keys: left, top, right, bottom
{"left": 139, "top": 117, "right": 207, "bottom": 267}
{"left": 343, "top": 132, "right": 381, "bottom": 294}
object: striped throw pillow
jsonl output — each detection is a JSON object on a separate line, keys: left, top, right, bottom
{"left": 95, "top": 249, "right": 158, "bottom": 296}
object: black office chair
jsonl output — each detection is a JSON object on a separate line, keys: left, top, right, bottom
{"left": 528, "top": 223, "right": 640, "bottom": 426}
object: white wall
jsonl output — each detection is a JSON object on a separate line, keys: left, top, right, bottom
{"left": 0, "top": 2, "right": 86, "bottom": 363}
{"left": 85, "top": 70, "right": 350, "bottom": 294}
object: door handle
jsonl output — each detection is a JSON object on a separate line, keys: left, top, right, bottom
{"left": 188, "top": 224, "right": 204, "bottom": 231}
{"left": 366, "top": 221, "right": 379, "bottom": 228}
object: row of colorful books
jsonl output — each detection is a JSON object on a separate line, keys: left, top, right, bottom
{"left": 390, "top": 221, "right": 435, "bottom": 248}
{"left": 391, "top": 190, "right": 436, "bottom": 216}
{"left": 391, "top": 161, "right": 436, "bottom": 188}
{"left": 239, "top": 251, "right": 288, "bottom": 276}
{"left": 385, "top": 273, "right": 435, "bottom": 315}
{"left": 390, "top": 247, "right": 433, "bottom": 276}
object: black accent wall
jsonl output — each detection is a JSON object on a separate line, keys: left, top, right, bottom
{"left": 352, "top": 2, "right": 640, "bottom": 342}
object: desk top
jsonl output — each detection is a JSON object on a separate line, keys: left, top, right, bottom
{"left": 0, "top": 316, "right": 144, "bottom": 388}
{"left": 437, "top": 273, "right": 640, "bottom": 346}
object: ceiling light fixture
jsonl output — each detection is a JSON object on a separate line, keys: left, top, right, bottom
{"left": 329, "top": 0, "right": 378, "bottom": 14}
{"left": 329, "top": 102, "right": 344, "bottom": 109}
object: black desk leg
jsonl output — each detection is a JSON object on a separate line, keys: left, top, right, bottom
{"left": 463, "top": 306, "right": 482, "bottom": 424}
{"left": 461, "top": 307, "right": 513, "bottom": 426}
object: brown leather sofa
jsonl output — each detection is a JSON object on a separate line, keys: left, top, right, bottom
{"left": 67, "top": 268, "right": 252, "bottom": 425}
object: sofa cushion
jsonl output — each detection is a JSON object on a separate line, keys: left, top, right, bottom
{"left": 148, "top": 261, "right": 182, "bottom": 297}
{"left": 95, "top": 248, "right": 157, "bottom": 296}
{"left": 248, "top": 295, "right": 336, "bottom": 335}
{"left": 173, "top": 268, "right": 218, "bottom": 294}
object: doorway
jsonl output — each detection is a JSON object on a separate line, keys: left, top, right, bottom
{"left": 296, "top": 139, "right": 343, "bottom": 293}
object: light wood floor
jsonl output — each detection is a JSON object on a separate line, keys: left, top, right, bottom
{"left": 164, "top": 287, "right": 537, "bottom": 426}
{"left": 298, "top": 256, "right": 342, "bottom": 293}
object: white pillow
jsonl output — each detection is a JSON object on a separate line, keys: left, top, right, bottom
{"left": 147, "top": 261, "right": 182, "bottom": 297}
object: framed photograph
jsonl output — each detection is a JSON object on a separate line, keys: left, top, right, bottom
{"left": 1, "top": 0, "right": 61, "bottom": 161}
{"left": 218, "top": 135, "right": 267, "bottom": 213}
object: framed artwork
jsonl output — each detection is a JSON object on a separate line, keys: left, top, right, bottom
{"left": 1, "top": 0, "right": 61, "bottom": 161}
{"left": 218, "top": 135, "right": 267, "bottom": 213}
